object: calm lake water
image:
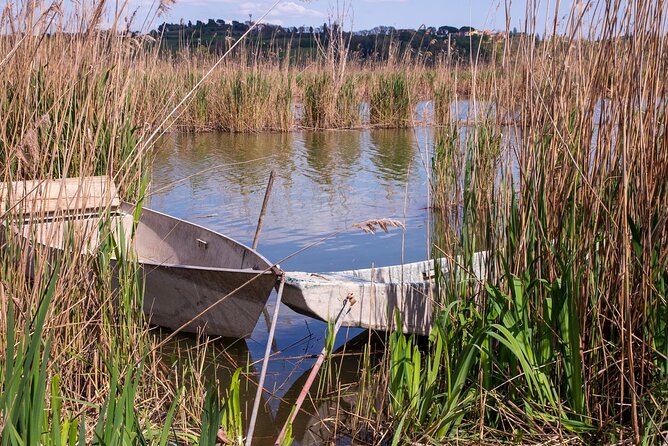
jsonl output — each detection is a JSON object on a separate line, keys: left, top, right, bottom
{"left": 150, "top": 128, "right": 435, "bottom": 444}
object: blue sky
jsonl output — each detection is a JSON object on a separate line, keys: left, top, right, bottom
{"left": 0, "top": 0, "right": 579, "bottom": 34}
{"left": 146, "top": 0, "right": 571, "bottom": 32}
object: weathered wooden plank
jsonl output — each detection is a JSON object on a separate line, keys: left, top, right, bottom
{"left": 0, "top": 176, "right": 120, "bottom": 217}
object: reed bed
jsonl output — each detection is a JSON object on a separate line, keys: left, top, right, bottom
{"left": 128, "top": 57, "right": 491, "bottom": 132}
{"left": 0, "top": 2, "right": 238, "bottom": 443}
{"left": 368, "top": 71, "right": 413, "bottom": 128}
{"left": 0, "top": 24, "right": 493, "bottom": 136}
{"left": 319, "top": 1, "right": 668, "bottom": 445}
{"left": 63, "top": 30, "right": 490, "bottom": 133}
{"left": 299, "top": 72, "right": 363, "bottom": 129}
{"left": 132, "top": 58, "right": 431, "bottom": 132}
{"left": 147, "top": 62, "right": 295, "bottom": 132}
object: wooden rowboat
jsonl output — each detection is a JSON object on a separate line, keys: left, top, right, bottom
{"left": 283, "top": 253, "right": 488, "bottom": 335}
{"left": 0, "top": 176, "right": 280, "bottom": 338}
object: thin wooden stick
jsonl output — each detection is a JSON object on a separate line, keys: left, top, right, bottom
{"left": 252, "top": 169, "right": 278, "bottom": 352}
{"left": 252, "top": 170, "right": 276, "bottom": 250}
{"left": 274, "top": 293, "right": 356, "bottom": 446}
{"left": 246, "top": 273, "right": 285, "bottom": 446}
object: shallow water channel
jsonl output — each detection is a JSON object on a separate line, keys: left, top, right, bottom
{"left": 150, "top": 128, "right": 435, "bottom": 444}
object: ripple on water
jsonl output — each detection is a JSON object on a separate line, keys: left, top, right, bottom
{"left": 152, "top": 128, "right": 433, "bottom": 270}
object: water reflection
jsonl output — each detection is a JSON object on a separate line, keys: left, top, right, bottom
{"left": 156, "top": 328, "right": 382, "bottom": 445}
{"left": 301, "top": 131, "right": 361, "bottom": 186}
{"left": 155, "top": 331, "right": 277, "bottom": 442}
{"left": 369, "top": 128, "right": 414, "bottom": 182}
{"left": 274, "top": 331, "right": 384, "bottom": 445}
{"left": 151, "top": 129, "right": 432, "bottom": 273}
{"left": 162, "top": 132, "right": 297, "bottom": 195}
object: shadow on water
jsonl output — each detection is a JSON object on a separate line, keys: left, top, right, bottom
{"left": 273, "top": 331, "right": 387, "bottom": 445}
{"left": 155, "top": 328, "right": 385, "bottom": 445}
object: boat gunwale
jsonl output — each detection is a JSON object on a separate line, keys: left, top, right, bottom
{"left": 327, "top": 259, "right": 434, "bottom": 275}
{"left": 121, "top": 202, "right": 283, "bottom": 276}
{"left": 287, "top": 258, "right": 439, "bottom": 285}
{"left": 1, "top": 201, "right": 282, "bottom": 277}
{"left": 138, "top": 259, "right": 278, "bottom": 276}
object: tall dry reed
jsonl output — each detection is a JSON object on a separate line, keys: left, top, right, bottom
{"left": 0, "top": 1, "right": 234, "bottom": 442}
{"left": 326, "top": 1, "right": 668, "bottom": 445}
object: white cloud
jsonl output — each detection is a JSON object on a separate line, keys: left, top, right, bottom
{"left": 238, "top": 1, "right": 324, "bottom": 20}
{"left": 238, "top": 1, "right": 258, "bottom": 14}
{"left": 273, "top": 2, "right": 325, "bottom": 17}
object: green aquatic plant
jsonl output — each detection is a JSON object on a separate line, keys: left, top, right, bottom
{"left": 1, "top": 260, "right": 60, "bottom": 446}
{"left": 0, "top": 254, "right": 181, "bottom": 446}
{"left": 301, "top": 72, "right": 333, "bottom": 129}
{"left": 369, "top": 71, "right": 412, "bottom": 128}
{"left": 198, "top": 369, "right": 243, "bottom": 446}
{"left": 432, "top": 81, "right": 452, "bottom": 126}
{"left": 300, "top": 72, "right": 362, "bottom": 129}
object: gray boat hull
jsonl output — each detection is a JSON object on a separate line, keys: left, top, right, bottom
{"left": 283, "top": 254, "right": 488, "bottom": 335}
{"left": 139, "top": 263, "right": 277, "bottom": 338}
{"left": 121, "top": 203, "right": 280, "bottom": 338}
{"left": 1, "top": 191, "right": 279, "bottom": 338}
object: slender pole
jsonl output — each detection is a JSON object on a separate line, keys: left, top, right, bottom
{"left": 252, "top": 170, "right": 276, "bottom": 250}
{"left": 253, "top": 169, "right": 279, "bottom": 352}
{"left": 246, "top": 273, "right": 285, "bottom": 446}
{"left": 274, "top": 293, "right": 356, "bottom": 446}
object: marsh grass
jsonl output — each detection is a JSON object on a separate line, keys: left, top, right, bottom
{"left": 0, "top": 1, "right": 245, "bottom": 443}
{"left": 141, "top": 59, "right": 494, "bottom": 132}
{"left": 196, "top": 69, "right": 293, "bottom": 132}
{"left": 303, "top": 1, "right": 668, "bottom": 445}
{"left": 301, "top": 73, "right": 335, "bottom": 129}
{"left": 432, "top": 80, "right": 453, "bottom": 126}
{"left": 369, "top": 71, "right": 413, "bottom": 128}
{"left": 300, "top": 72, "right": 363, "bottom": 130}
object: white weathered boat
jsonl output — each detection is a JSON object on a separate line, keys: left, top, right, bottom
{"left": 0, "top": 176, "right": 280, "bottom": 338}
{"left": 283, "top": 253, "right": 488, "bottom": 335}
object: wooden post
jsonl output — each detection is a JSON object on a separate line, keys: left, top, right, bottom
{"left": 252, "top": 170, "right": 276, "bottom": 250}
{"left": 253, "top": 169, "right": 278, "bottom": 352}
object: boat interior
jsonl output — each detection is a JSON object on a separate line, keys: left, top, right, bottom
{"left": 1, "top": 176, "right": 272, "bottom": 272}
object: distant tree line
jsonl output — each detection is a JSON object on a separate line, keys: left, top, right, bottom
{"left": 151, "top": 19, "right": 512, "bottom": 64}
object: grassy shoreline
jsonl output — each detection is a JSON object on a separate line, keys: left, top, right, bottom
{"left": 131, "top": 59, "right": 483, "bottom": 132}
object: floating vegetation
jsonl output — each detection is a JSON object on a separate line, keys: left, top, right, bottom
{"left": 352, "top": 218, "right": 405, "bottom": 234}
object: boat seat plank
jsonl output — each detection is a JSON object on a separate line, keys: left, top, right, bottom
{"left": 0, "top": 176, "right": 120, "bottom": 219}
